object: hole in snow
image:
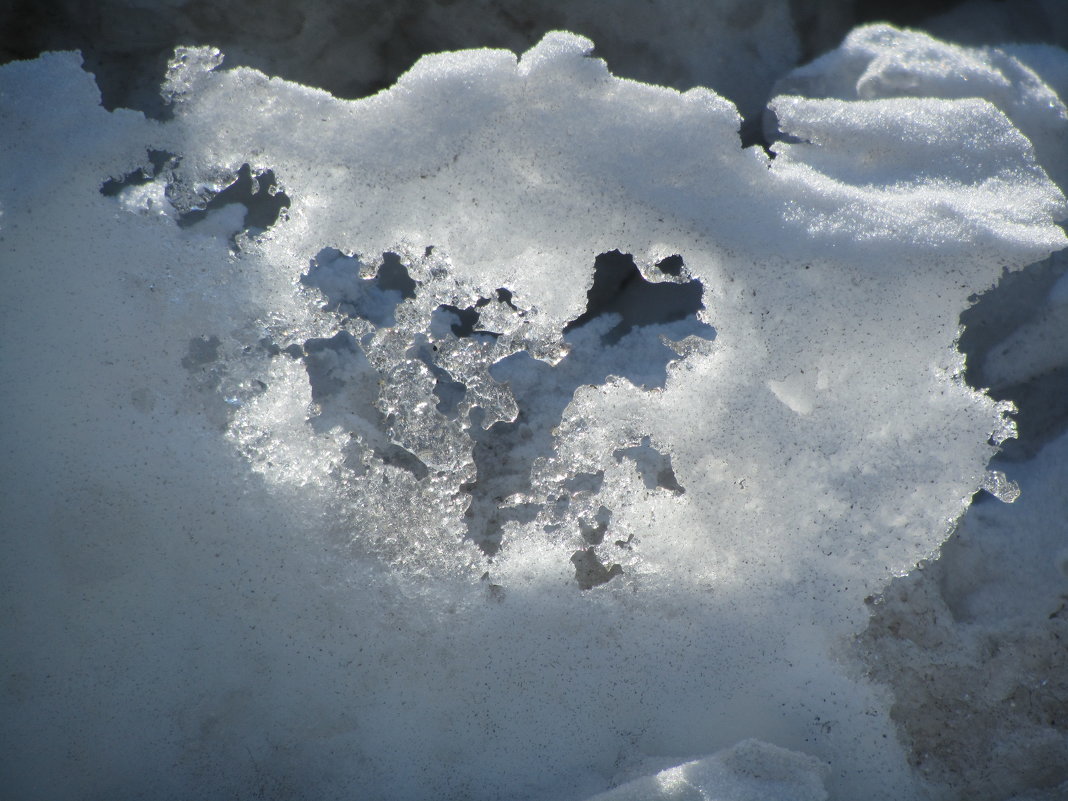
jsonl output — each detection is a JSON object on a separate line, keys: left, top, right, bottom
{"left": 464, "top": 407, "right": 553, "bottom": 555}
{"left": 177, "top": 163, "right": 290, "bottom": 233}
{"left": 462, "top": 251, "right": 710, "bottom": 556}
{"left": 376, "top": 251, "right": 418, "bottom": 300}
{"left": 302, "top": 249, "right": 417, "bottom": 327}
{"left": 613, "top": 436, "right": 685, "bottom": 494}
{"left": 563, "top": 250, "right": 708, "bottom": 345}
{"left": 301, "top": 331, "right": 361, "bottom": 402}
{"left": 181, "top": 334, "right": 221, "bottom": 370}
{"left": 434, "top": 304, "right": 479, "bottom": 338}
{"left": 432, "top": 303, "right": 502, "bottom": 340}
{"left": 579, "top": 506, "right": 613, "bottom": 545}
{"left": 571, "top": 548, "right": 623, "bottom": 590}
{"left": 655, "top": 253, "right": 685, "bottom": 277}
{"left": 495, "top": 287, "right": 519, "bottom": 310}
{"left": 100, "top": 149, "right": 176, "bottom": 195}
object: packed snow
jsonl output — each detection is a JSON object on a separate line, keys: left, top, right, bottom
{"left": 1, "top": 5, "right": 1067, "bottom": 801}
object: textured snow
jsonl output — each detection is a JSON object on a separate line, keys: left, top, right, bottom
{"left": 1, "top": 19, "right": 1067, "bottom": 801}
{"left": 768, "top": 22, "right": 1068, "bottom": 800}
{"left": 770, "top": 23, "right": 1068, "bottom": 191}
{"left": 583, "top": 739, "right": 827, "bottom": 801}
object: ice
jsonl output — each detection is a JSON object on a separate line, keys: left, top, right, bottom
{"left": 1, "top": 22, "right": 1067, "bottom": 801}
{"left": 584, "top": 739, "right": 827, "bottom": 801}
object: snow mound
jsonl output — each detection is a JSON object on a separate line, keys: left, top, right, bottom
{"left": 1, "top": 29, "right": 1065, "bottom": 801}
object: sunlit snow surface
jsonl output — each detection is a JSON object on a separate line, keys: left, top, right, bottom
{"left": 1, "top": 27, "right": 1066, "bottom": 801}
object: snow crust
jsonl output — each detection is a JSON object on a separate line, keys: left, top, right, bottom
{"left": 1, "top": 24, "right": 1066, "bottom": 801}
{"left": 767, "top": 26, "right": 1068, "bottom": 798}
{"left": 771, "top": 23, "right": 1068, "bottom": 191}
{"left": 583, "top": 739, "right": 827, "bottom": 801}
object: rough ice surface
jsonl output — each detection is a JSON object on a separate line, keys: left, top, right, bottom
{"left": 1, "top": 15, "right": 1067, "bottom": 801}
{"left": 583, "top": 739, "right": 828, "bottom": 801}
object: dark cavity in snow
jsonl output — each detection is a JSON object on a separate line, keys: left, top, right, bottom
{"left": 462, "top": 250, "right": 712, "bottom": 558}
{"left": 563, "top": 250, "right": 708, "bottom": 345}
{"left": 579, "top": 505, "right": 613, "bottom": 545}
{"left": 432, "top": 304, "right": 501, "bottom": 340}
{"left": 101, "top": 155, "right": 291, "bottom": 242}
{"left": 302, "top": 249, "right": 417, "bottom": 327}
{"left": 614, "top": 436, "right": 685, "bottom": 494}
{"left": 655, "top": 253, "right": 685, "bottom": 277}
{"left": 100, "top": 149, "right": 176, "bottom": 195}
{"left": 301, "top": 331, "right": 362, "bottom": 401}
{"left": 432, "top": 290, "right": 518, "bottom": 341}
{"left": 181, "top": 334, "right": 221, "bottom": 369}
{"left": 571, "top": 548, "right": 624, "bottom": 590}
{"left": 959, "top": 254, "right": 1068, "bottom": 460}
{"left": 177, "top": 163, "right": 290, "bottom": 233}
{"left": 376, "top": 251, "right": 418, "bottom": 299}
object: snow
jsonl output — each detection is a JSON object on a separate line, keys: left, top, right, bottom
{"left": 770, "top": 23, "right": 1068, "bottom": 193}
{"left": 1, "top": 10, "right": 1067, "bottom": 801}
{"left": 583, "top": 740, "right": 828, "bottom": 801}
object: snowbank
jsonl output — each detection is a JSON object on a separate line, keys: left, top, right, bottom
{"left": 1, "top": 19, "right": 1066, "bottom": 801}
